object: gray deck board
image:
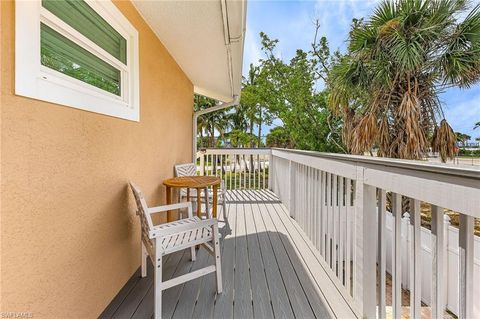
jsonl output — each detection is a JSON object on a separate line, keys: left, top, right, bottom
{"left": 244, "top": 203, "right": 275, "bottom": 319}
{"left": 100, "top": 190, "right": 353, "bottom": 319}
{"left": 233, "top": 203, "right": 254, "bottom": 319}
{"left": 213, "top": 203, "right": 236, "bottom": 319}
{"left": 267, "top": 203, "right": 334, "bottom": 318}
{"left": 259, "top": 202, "right": 317, "bottom": 319}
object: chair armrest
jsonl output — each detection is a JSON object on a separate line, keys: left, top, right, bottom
{"left": 149, "top": 218, "right": 217, "bottom": 239}
{"left": 148, "top": 202, "right": 192, "bottom": 215}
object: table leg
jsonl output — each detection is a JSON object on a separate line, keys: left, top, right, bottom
{"left": 196, "top": 187, "right": 202, "bottom": 218}
{"left": 166, "top": 186, "right": 173, "bottom": 222}
{"left": 186, "top": 188, "right": 190, "bottom": 201}
{"left": 212, "top": 185, "right": 218, "bottom": 219}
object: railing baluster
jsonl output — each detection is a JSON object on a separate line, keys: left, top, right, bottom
{"left": 243, "top": 154, "right": 247, "bottom": 190}
{"left": 378, "top": 189, "right": 387, "bottom": 319}
{"left": 234, "top": 154, "right": 237, "bottom": 190}
{"left": 345, "top": 178, "right": 352, "bottom": 296}
{"left": 338, "top": 176, "right": 345, "bottom": 284}
{"left": 459, "top": 213, "right": 474, "bottom": 319}
{"left": 314, "top": 169, "right": 319, "bottom": 250}
{"left": 326, "top": 172, "right": 332, "bottom": 267}
{"left": 321, "top": 171, "right": 326, "bottom": 259}
{"left": 253, "top": 154, "right": 256, "bottom": 190}
{"left": 262, "top": 154, "right": 266, "bottom": 189}
{"left": 308, "top": 167, "right": 315, "bottom": 243}
{"left": 431, "top": 205, "right": 445, "bottom": 319}
{"left": 333, "top": 174, "right": 338, "bottom": 274}
{"left": 220, "top": 154, "right": 223, "bottom": 183}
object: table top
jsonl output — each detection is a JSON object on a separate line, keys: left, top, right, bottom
{"left": 163, "top": 176, "right": 221, "bottom": 188}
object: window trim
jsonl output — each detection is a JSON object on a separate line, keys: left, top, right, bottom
{"left": 15, "top": 0, "right": 140, "bottom": 121}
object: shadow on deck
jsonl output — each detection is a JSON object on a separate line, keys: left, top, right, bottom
{"left": 99, "top": 190, "right": 356, "bottom": 319}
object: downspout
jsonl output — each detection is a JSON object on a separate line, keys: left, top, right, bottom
{"left": 192, "top": 94, "right": 240, "bottom": 161}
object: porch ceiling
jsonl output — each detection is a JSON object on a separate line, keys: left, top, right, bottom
{"left": 132, "top": 0, "right": 246, "bottom": 102}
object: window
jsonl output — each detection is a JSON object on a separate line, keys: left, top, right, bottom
{"left": 16, "top": 0, "right": 139, "bottom": 121}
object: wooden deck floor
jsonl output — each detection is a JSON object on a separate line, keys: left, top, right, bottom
{"left": 99, "top": 190, "right": 356, "bottom": 319}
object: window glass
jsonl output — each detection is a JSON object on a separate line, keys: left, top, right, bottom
{"left": 41, "top": 23, "right": 121, "bottom": 96}
{"left": 42, "top": 0, "right": 127, "bottom": 64}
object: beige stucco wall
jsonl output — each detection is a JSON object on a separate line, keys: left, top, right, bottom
{"left": 0, "top": 0, "right": 193, "bottom": 317}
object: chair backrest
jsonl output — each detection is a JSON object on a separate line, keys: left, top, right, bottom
{"left": 174, "top": 163, "right": 197, "bottom": 177}
{"left": 129, "top": 183, "right": 155, "bottom": 254}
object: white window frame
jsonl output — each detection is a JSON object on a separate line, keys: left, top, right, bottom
{"left": 15, "top": 0, "right": 140, "bottom": 121}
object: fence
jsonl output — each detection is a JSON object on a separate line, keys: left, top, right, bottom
{"left": 384, "top": 212, "right": 480, "bottom": 317}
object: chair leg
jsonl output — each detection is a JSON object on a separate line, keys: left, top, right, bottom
{"left": 190, "top": 246, "right": 196, "bottom": 261}
{"left": 213, "top": 223, "right": 223, "bottom": 294}
{"left": 154, "top": 252, "right": 163, "bottom": 319}
{"left": 141, "top": 242, "right": 147, "bottom": 278}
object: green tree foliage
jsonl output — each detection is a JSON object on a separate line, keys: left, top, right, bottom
{"left": 266, "top": 126, "right": 293, "bottom": 148}
{"left": 455, "top": 132, "right": 472, "bottom": 146}
{"left": 194, "top": 95, "right": 230, "bottom": 148}
{"left": 328, "top": 0, "right": 480, "bottom": 162}
{"left": 240, "top": 64, "right": 273, "bottom": 147}
{"left": 257, "top": 30, "right": 344, "bottom": 152}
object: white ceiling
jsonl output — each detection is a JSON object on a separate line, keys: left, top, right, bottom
{"left": 132, "top": 0, "right": 246, "bottom": 102}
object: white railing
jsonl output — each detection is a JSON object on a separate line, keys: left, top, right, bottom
{"left": 271, "top": 148, "right": 479, "bottom": 319}
{"left": 196, "top": 148, "right": 271, "bottom": 190}
{"left": 198, "top": 147, "right": 480, "bottom": 319}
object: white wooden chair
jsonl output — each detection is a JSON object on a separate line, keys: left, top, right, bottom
{"left": 129, "top": 182, "right": 222, "bottom": 319}
{"left": 174, "top": 163, "right": 227, "bottom": 216}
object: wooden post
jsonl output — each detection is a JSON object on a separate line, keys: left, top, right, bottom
{"left": 196, "top": 188, "right": 202, "bottom": 218}
{"left": 288, "top": 160, "right": 295, "bottom": 216}
{"left": 267, "top": 152, "right": 272, "bottom": 190}
{"left": 354, "top": 165, "right": 377, "bottom": 319}
{"left": 377, "top": 189, "right": 386, "bottom": 319}
{"left": 431, "top": 205, "right": 445, "bottom": 319}
{"left": 166, "top": 186, "right": 173, "bottom": 222}
{"left": 459, "top": 214, "right": 474, "bottom": 319}
{"left": 392, "top": 193, "right": 402, "bottom": 319}
{"left": 410, "top": 199, "right": 421, "bottom": 319}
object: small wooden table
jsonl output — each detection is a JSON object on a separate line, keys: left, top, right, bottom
{"left": 163, "top": 176, "right": 221, "bottom": 221}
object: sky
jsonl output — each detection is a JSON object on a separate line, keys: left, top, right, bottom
{"left": 242, "top": 0, "right": 480, "bottom": 142}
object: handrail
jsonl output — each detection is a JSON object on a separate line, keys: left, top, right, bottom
{"left": 272, "top": 148, "right": 480, "bottom": 179}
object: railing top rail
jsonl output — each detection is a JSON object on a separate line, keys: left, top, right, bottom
{"left": 201, "top": 148, "right": 271, "bottom": 155}
{"left": 272, "top": 148, "right": 480, "bottom": 180}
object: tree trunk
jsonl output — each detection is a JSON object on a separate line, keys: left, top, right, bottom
{"left": 257, "top": 108, "right": 262, "bottom": 147}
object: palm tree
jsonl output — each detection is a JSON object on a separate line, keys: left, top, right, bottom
{"left": 329, "top": 0, "right": 480, "bottom": 162}
{"left": 474, "top": 121, "right": 480, "bottom": 129}
{"left": 456, "top": 132, "right": 471, "bottom": 147}
{"left": 194, "top": 94, "right": 231, "bottom": 148}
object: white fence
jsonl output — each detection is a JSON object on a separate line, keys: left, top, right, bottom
{"left": 384, "top": 212, "right": 480, "bottom": 317}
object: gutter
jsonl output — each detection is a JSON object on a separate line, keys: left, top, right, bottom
{"left": 192, "top": 94, "right": 240, "bottom": 161}
{"left": 220, "top": 0, "right": 234, "bottom": 97}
